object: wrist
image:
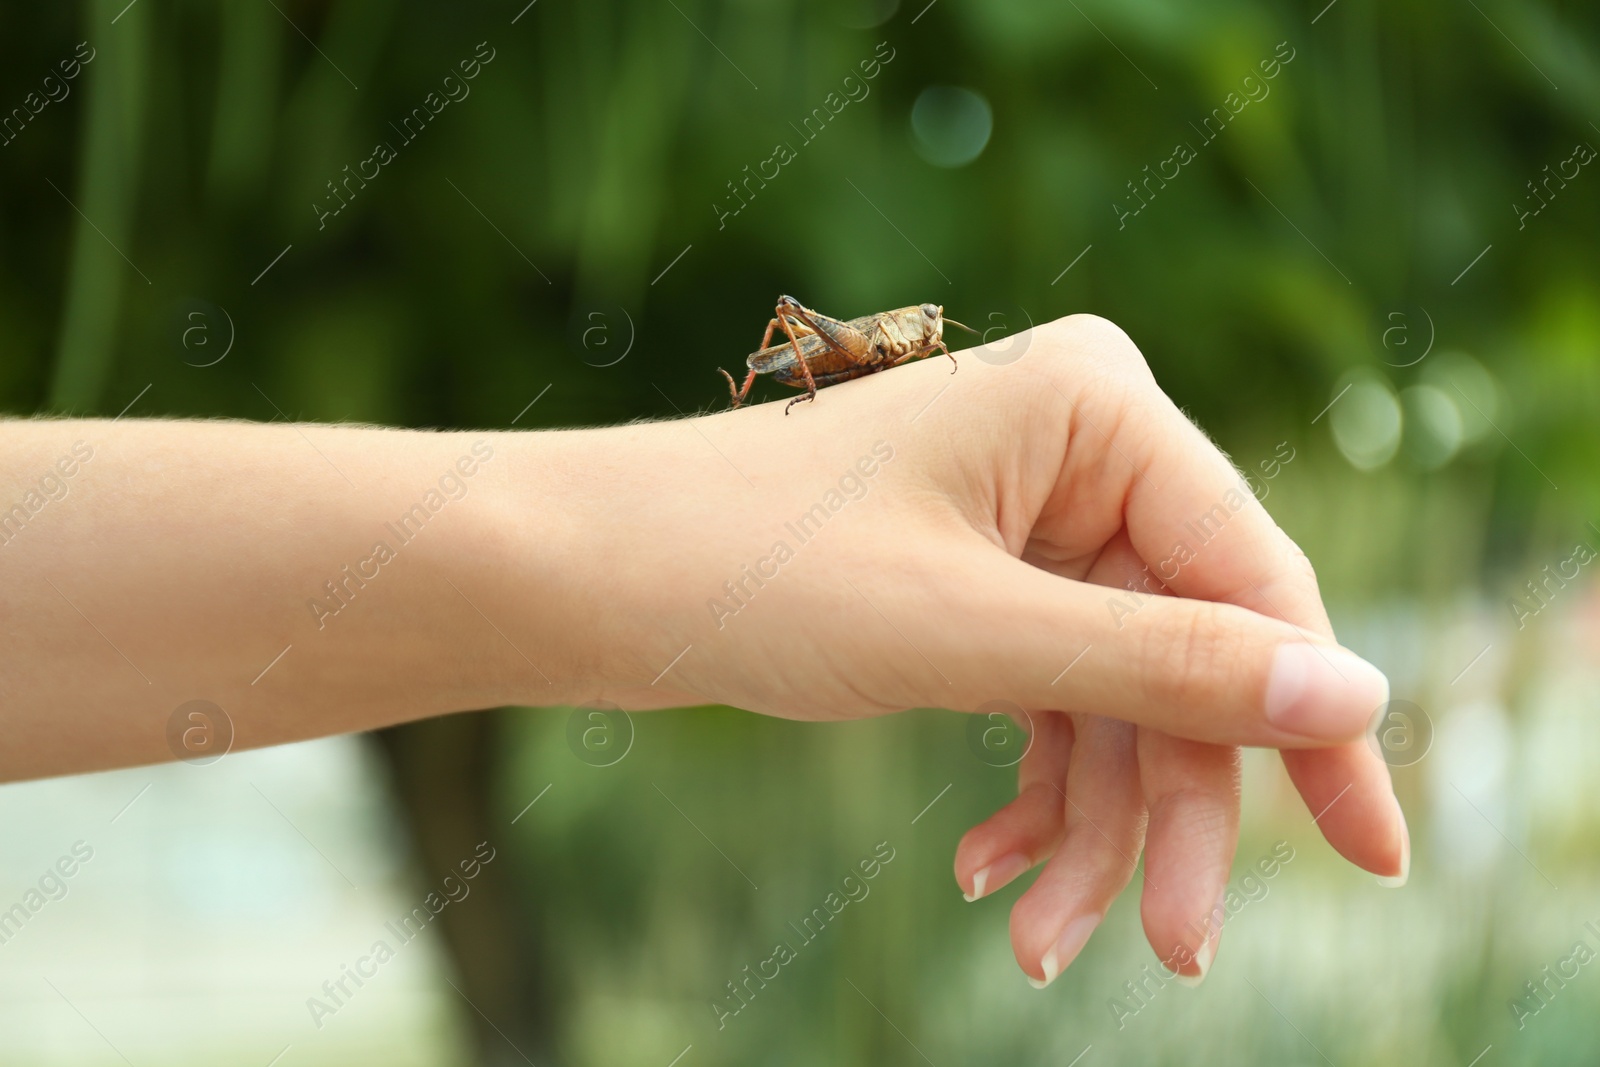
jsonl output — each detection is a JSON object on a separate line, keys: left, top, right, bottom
{"left": 479, "top": 420, "right": 730, "bottom": 710}
{"left": 465, "top": 424, "right": 673, "bottom": 708}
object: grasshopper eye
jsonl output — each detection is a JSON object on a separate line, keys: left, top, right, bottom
{"left": 921, "top": 303, "right": 940, "bottom": 320}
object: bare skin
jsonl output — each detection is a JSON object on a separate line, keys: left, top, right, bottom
{"left": 0, "top": 314, "right": 1403, "bottom": 987}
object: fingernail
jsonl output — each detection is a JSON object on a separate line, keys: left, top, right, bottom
{"left": 1376, "top": 807, "right": 1411, "bottom": 888}
{"left": 1170, "top": 892, "right": 1224, "bottom": 987}
{"left": 1027, "top": 913, "right": 1100, "bottom": 989}
{"left": 1173, "top": 935, "right": 1218, "bottom": 988}
{"left": 964, "top": 851, "right": 1032, "bottom": 902}
{"left": 1265, "top": 643, "right": 1390, "bottom": 740}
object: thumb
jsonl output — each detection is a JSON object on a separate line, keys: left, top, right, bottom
{"left": 930, "top": 551, "right": 1389, "bottom": 748}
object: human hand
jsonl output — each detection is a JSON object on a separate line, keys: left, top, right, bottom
{"left": 0, "top": 312, "right": 1401, "bottom": 983}
{"left": 544, "top": 313, "right": 1405, "bottom": 986}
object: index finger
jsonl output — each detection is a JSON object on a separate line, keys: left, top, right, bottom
{"left": 1123, "top": 399, "right": 1330, "bottom": 637}
{"left": 1096, "top": 325, "right": 1406, "bottom": 881}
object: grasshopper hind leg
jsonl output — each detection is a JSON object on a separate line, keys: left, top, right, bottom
{"left": 774, "top": 298, "right": 821, "bottom": 414}
{"left": 720, "top": 367, "right": 759, "bottom": 409}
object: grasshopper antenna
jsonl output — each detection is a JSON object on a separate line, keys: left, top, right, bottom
{"left": 942, "top": 317, "right": 980, "bottom": 336}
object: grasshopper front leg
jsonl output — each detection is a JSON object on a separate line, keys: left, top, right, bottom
{"left": 898, "top": 337, "right": 957, "bottom": 373}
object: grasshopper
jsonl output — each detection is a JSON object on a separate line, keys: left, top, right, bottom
{"left": 720, "top": 295, "right": 974, "bottom": 413}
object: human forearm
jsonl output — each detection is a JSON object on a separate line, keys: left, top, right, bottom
{"left": 0, "top": 418, "right": 594, "bottom": 779}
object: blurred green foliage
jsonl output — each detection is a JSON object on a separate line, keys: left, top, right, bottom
{"left": 4, "top": 0, "right": 1599, "bottom": 1063}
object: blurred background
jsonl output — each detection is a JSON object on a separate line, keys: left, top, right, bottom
{"left": 1, "top": 0, "right": 1598, "bottom": 1062}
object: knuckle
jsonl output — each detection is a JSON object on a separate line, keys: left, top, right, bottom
{"left": 1144, "top": 601, "right": 1240, "bottom": 715}
{"left": 1059, "top": 311, "right": 1131, "bottom": 343}
{"left": 1148, "top": 786, "right": 1236, "bottom": 854}
{"left": 1060, "top": 820, "right": 1143, "bottom": 889}
{"left": 1046, "top": 313, "right": 1149, "bottom": 373}
{"left": 1019, "top": 316, "right": 1158, "bottom": 418}
{"left": 1285, "top": 538, "right": 1321, "bottom": 588}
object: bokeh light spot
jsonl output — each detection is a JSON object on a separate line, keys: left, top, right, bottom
{"left": 911, "top": 86, "right": 993, "bottom": 168}
{"left": 1330, "top": 371, "right": 1402, "bottom": 471}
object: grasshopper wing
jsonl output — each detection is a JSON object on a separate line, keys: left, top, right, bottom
{"left": 754, "top": 308, "right": 876, "bottom": 377}
{"left": 797, "top": 309, "right": 875, "bottom": 368}
{"left": 747, "top": 333, "right": 825, "bottom": 374}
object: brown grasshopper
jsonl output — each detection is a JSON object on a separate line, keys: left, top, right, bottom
{"left": 720, "top": 295, "right": 974, "bottom": 414}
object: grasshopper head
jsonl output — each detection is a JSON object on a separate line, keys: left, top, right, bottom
{"left": 920, "top": 303, "right": 944, "bottom": 343}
